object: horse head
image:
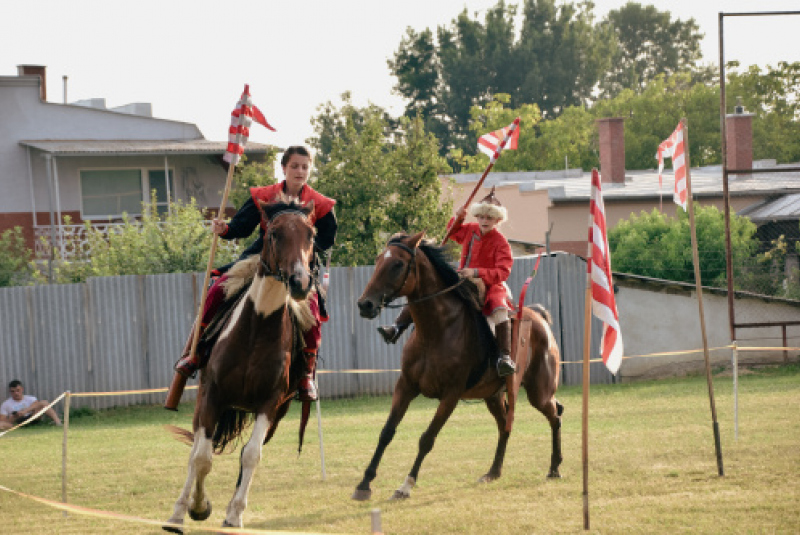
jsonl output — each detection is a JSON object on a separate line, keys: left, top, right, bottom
{"left": 357, "top": 231, "right": 425, "bottom": 319}
{"left": 258, "top": 198, "right": 316, "bottom": 301}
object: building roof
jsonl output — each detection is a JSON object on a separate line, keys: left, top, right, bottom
{"left": 19, "top": 139, "right": 272, "bottom": 156}
{"left": 448, "top": 160, "right": 800, "bottom": 204}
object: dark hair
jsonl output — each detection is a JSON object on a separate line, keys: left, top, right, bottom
{"left": 8, "top": 379, "right": 22, "bottom": 389}
{"left": 280, "top": 146, "right": 311, "bottom": 167}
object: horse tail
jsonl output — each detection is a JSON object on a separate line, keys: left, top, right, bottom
{"left": 164, "top": 425, "right": 194, "bottom": 447}
{"left": 530, "top": 303, "right": 553, "bottom": 325}
{"left": 212, "top": 409, "right": 251, "bottom": 454}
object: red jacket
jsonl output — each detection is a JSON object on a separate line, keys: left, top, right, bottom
{"left": 447, "top": 217, "right": 513, "bottom": 316}
{"left": 250, "top": 183, "right": 335, "bottom": 230}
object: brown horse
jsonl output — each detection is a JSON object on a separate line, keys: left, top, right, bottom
{"left": 353, "top": 231, "right": 563, "bottom": 501}
{"left": 164, "top": 198, "right": 317, "bottom": 532}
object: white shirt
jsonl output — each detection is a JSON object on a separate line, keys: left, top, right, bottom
{"left": 0, "top": 395, "right": 37, "bottom": 416}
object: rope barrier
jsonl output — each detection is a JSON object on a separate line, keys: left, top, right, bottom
{"left": 0, "top": 483, "right": 325, "bottom": 534}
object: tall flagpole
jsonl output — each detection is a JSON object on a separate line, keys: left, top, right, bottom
{"left": 581, "top": 170, "right": 599, "bottom": 530}
{"left": 164, "top": 84, "right": 251, "bottom": 410}
{"left": 681, "top": 118, "right": 724, "bottom": 476}
{"left": 442, "top": 117, "right": 520, "bottom": 245}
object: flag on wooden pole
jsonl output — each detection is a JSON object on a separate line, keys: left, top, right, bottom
{"left": 656, "top": 121, "right": 688, "bottom": 211}
{"left": 477, "top": 120, "right": 520, "bottom": 162}
{"left": 589, "top": 169, "right": 623, "bottom": 374}
{"left": 223, "top": 84, "right": 275, "bottom": 166}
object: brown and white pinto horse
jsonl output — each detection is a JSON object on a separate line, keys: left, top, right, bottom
{"left": 353, "top": 231, "right": 563, "bottom": 501}
{"left": 164, "top": 198, "right": 317, "bottom": 533}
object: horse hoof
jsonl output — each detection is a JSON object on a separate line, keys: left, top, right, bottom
{"left": 390, "top": 490, "right": 410, "bottom": 501}
{"left": 162, "top": 522, "right": 184, "bottom": 534}
{"left": 478, "top": 473, "right": 499, "bottom": 483}
{"left": 547, "top": 470, "right": 562, "bottom": 479}
{"left": 188, "top": 500, "right": 212, "bottom": 521}
{"left": 351, "top": 488, "right": 372, "bottom": 501}
{"left": 222, "top": 519, "right": 240, "bottom": 528}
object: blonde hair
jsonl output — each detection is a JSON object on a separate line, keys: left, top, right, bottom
{"left": 469, "top": 202, "right": 507, "bottom": 223}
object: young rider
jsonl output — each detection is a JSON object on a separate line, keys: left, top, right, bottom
{"left": 169, "top": 146, "right": 337, "bottom": 403}
{"left": 379, "top": 187, "right": 516, "bottom": 377}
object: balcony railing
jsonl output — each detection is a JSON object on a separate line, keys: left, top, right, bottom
{"left": 34, "top": 222, "right": 237, "bottom": 260}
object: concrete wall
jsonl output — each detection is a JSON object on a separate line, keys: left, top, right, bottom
{"left": 616, "top": 279, "right": 800, "bottom": 380}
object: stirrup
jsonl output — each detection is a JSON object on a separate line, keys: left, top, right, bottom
{"left": 496, "top": 355, "right": 516, "bottom": 377}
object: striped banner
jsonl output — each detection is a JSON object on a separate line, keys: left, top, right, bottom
{"left": 656, "top": 121, "right": 688, "bottom": 211}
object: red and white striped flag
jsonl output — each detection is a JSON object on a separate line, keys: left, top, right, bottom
{"left": 589, "top": 169, "right": 623, "bottom": 374}
{"left": 477, "top": 118, "right": 520, "bottom": 163}
{"left": 656, "top": 121, "right": 688, "bottom": 211}
{"left": 223, "top": 84, "right": 275, "bottom": 166}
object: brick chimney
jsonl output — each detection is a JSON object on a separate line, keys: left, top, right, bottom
{"left": 17, "top": 64, "right": 46, "bottom": 101}
{"left": 726, "top": 99, "right": 753, "bottom": 173}
{"left": 597, "top": 117, "right": 625, "bottom": 183}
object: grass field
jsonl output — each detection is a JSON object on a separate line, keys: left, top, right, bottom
{"left": 1, "top": 364, "right": 798, "bottom": 534}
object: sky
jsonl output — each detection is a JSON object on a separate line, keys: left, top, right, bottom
{"left": 2, "top": 0, "right": 799, "bottom": 153}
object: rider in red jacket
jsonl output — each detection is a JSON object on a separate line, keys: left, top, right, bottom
{"left": 379, "top": 187, "right": 516, "bottom": 377}
{"left": 171, "top": 146, "right": 337, "bottom": 403}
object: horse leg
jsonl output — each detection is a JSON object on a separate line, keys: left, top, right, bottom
{"left": 391, "top": 394, "right": 460, "bottom": 501}
{"left": 222, "top": 412, "right": 270, "bottom": 528}
{"left": 352, "top": 377, "right": 418, "bottom": 501}
{"left": 478, "top": 393, "right": 510, "bottom": 483}
{"left": 527, "top": 389, "right": 564, "bottom": 479}
{"left": 164, "top": 428, "right": 214, "bottom": 533}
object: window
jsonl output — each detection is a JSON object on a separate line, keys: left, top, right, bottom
{"left": 147, "top": 170, "right": 174, "bottom": 215}
{"left": 80, "top": 169, "right": 143, "bottom": 218}
{"left": 80, "top": 168, "right": 175, "bottom": 219}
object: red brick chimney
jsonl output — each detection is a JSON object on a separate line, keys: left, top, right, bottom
{"left": 597, "top": 117, "right": 625, "bottom": 183}
{"left": 17, "top": 64, "right": 46, "bottom": 101}
{"left": 726, "top": 104, "right": 753, "bottom": 173}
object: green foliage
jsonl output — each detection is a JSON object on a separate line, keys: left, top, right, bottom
{"left": 0, "top": 226, "right": 37, "bottom": 287}
{"left": 51, "top": 194, "right": 244, "bottom": 283}
{"left": 607, "top": 204, "right": 758, "bottom": 286}
{"left": 601, "top": 2, "right": 704, "bottom": 98}
{"left": 228, "top": 150, "right": 280, "bottom": 210}
{"left": 390, "top": 0, "right": 613, "bottom": 161}
{"left": 310, "top": 98, "right": 452, "bottom": 266}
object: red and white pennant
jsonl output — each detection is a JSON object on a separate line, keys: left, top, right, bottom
{"left": 656, "top": 121, "right": 688, "bottom": 211}
{"left": 223, "top": 84, "right": 275, "bottom": 166}
{"left": 477, "top": 117, "right": 520, "bottom": 163}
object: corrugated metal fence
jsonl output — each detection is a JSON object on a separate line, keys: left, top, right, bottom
{"left": 0, "top": 253, "right": 612, "bottom": 410}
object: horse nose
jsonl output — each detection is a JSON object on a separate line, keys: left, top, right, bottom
{"left": 357, "top": 298, "right": 378, "bottom": 319}
{"left": 288, "top": 273, "right": 310, "bottom": 300}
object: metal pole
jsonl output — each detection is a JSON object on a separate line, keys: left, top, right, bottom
{"left": 719, "top": 13, "right": 736, "bottom": 344}
{"left": 682, "top": 118, "right": 724, "bottom": 476}
{"left": 44, "top": 153, "right": 56, "bottom": 283}
{"left": 315, "top": 400, "right": 326, "bottom": 481}
{"left": 732, "top": 341, "right": 738, "bottom": 440}
{"left": 581, "top": 181, "right": 596, "bottom": 530}
{"left": 61, "top": 391, "right": 71, "bottom": 514}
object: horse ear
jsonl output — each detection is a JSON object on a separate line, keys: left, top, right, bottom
{"left": 303, "top": 199, "right": 315, "bottom": 217}
{"left": 408, "top": 230, "right": 426, "bottom": 249}
{"left": 256, "top": 199, "right": 269, "bottom": 224}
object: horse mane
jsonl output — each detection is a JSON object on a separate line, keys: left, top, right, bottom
{"left": 414, "top": 238, "right": 482, "bottom": 311}
{"left": 260, "top": 195, "right": 314, "bottom": 222}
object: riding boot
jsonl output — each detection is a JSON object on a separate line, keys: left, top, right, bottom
{"left": 495, "top": 320, "right": 516, "bottom": 377}
{"left": 164, "top": 325, "right": 204, "bottom": 411}
{"left": 173, "top": 325, "right": 203, "bottom": 379}
{"left": 378, "top": 306, "right": 413, "bottom": 344}
{"left": 298, "top": 351, "right": 318, "bottom": 402}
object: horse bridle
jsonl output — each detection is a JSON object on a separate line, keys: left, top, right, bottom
{"left": 379, "top": 240, "right": 466, "bottom": 309}
{"left": 259, "top": 209, "right": 315, "bottom": 294}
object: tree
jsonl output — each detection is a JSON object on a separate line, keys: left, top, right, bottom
{"left": 607, "top": 204, "right": 758, "bottom": 287}
{"left": 311, "top": 103, "right": 453, "bottom": 266}
{"left": 0, "top": 227, "right": 37, "bottom": 287}
{"left": 389, "top": 0, "right": 613, "bottom": 163}
{"left": 51, "top": 196, "right": 245, "bottom": 283}
{"left": 600, "top": 2, "right": 704, "bottom": 98}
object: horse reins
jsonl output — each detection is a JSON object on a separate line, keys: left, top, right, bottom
{"left": 380, "top": 241, "right": 467, "bottom": 309}
{"left": 259, "top": 208, "right": 315, "bottom": 294}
